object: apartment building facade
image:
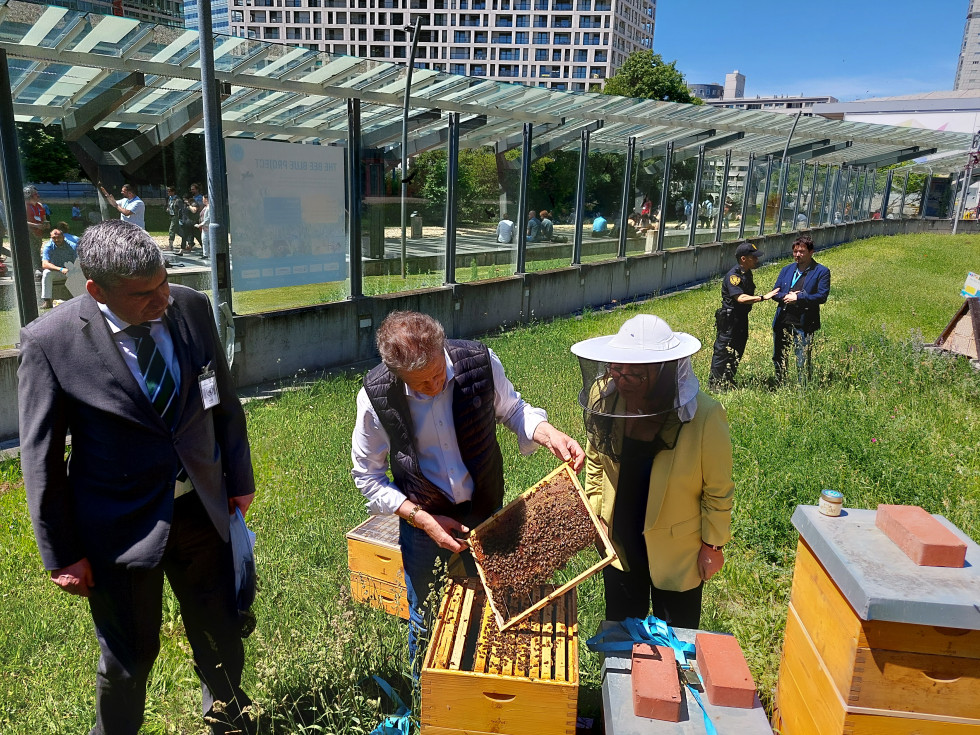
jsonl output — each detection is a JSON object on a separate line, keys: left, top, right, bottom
{"left": 955, "top": 0, "right": 980, "bottom": 90}
{"left": 44, "top": 0, "right": 183, "bottom": 25}
{"left": 227, "top": 0, "right": 655, "bottom": 91}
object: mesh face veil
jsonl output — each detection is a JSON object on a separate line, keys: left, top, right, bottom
{"left": 570, "top": 314, "right": 702, "bottom": 462}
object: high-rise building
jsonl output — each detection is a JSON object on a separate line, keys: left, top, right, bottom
{"left": 39, "top": 0, "right": 183, "bottom": 25}
{"left": 226, "top": 0, "right": 655, "bottom": 92}
{"left": 184, "top": 0, "right": 232, "bottom": 33}
{"left": 955, "top": 0, "right": 980, "bottom": 90}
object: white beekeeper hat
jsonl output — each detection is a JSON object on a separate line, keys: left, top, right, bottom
{"left": 571, "top": 314, "right": 701, "bottom": 364}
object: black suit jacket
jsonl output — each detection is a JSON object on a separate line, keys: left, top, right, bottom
{"left": 19, "top": 285, "right": 255, "bottom": 571}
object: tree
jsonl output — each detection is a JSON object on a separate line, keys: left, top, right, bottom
{"left": 602, "top": 50, "right": 700, "bottom": 105}
{"left": 16, "top": 123, "right": 79, "bottom": 183}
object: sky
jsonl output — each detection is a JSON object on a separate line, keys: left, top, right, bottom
{"left": 654, "top": 1, "right": 967, "bottom": 102}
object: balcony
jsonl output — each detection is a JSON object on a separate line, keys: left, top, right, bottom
{"left": 450, "top": 50, "right": 470, "bottom": 58}
{"left": 496, "top": 18, "right": 513, "bottom": 26}
{"left": 532, "top": 33, "right": 549, "bottom": 43}
{"left": 492, "top": 31, "right": 513, "bottom": 42}
{"left": 499, "top": 50, "right": 519, "bottom": 60}
{"left": 553, "top": 33, "right": 570, "bottom": 44}
{"left": 471, "top": 65, "right": 487, "bottom": 76}
{"left": 582, "top": 34, "right": 600, "bottom": 44}
{"left": 497, "top": 66, "right": 520, "bottom": 77}
{"left": 551, "top": 17, "right": 571, "bottom": 27}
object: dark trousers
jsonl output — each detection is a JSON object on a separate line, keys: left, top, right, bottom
{"left": 709, "top": 308, "right": 749, "bottom": 388}
{"left": 603, "top": 562, "right": 703, "bottom": 630}
{"left": 87, "top": 492, "right": 252, "bottom": 735}
{"left": 773, "top": 321, "right": 814, "bottom": 385}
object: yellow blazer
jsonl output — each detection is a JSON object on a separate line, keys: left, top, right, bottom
{"left": 585, "top": 390, "right": 733, "bottom": 592}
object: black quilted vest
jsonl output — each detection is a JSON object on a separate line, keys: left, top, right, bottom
{"left": 362, "top": 340, "right": 504, "bottom": 524}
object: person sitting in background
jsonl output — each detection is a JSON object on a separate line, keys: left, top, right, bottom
{"left": 539, "top": 210, "right": 554, "bottom": 242}
{"left": 526, "top": 210, "right": 541, "bottom": 243}
{"left": 496, "top": 216, "right": 514, "bottom": 244}
{"left": 591, "top": 212, "right": 608, "bottom": 237}
{"left": 38, "top": 228, "right": 79, "bottom": 309}
{"left": 571, "top": 314, "right": 733, "bottom": 629}
{"left": 71, "top": 203, "right": 83, "bottom": 222}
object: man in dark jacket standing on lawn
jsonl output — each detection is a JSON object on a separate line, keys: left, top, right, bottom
{"left": 768, "top": 234, "right": 831, "bottom": 384}
{"left": 19, "top": 220, "right": 256, "bottom": 734}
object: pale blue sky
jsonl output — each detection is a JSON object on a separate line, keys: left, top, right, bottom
{"left": 654, "top": 1, "right": 966, "bottom": 101}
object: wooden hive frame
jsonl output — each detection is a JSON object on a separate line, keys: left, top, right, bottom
{"left": 468, "top": 462, "right": 616, "bottom": 631}
{"left": 420, "top": 578, "right": 578, "bottom": 735}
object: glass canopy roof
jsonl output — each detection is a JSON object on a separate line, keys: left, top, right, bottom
{"left": 0, "top": 0, "right": 971, "bottom": 169}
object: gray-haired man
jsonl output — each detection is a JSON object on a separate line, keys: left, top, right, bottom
{"left": 19, "top": 220, "right": 256, "bottom": 734}
{"left": 351, "top": 310, "right": 585, "bottom": 673}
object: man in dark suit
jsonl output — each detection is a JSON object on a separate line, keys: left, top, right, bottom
{"left": 19, "top": 220, "right": 256, "bottom": 734}
{"left": 766, "top": 233, "right": 831, "bottom": 385}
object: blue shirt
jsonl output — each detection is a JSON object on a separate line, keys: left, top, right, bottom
{"left": 592, "top": 215, "right": 608, "bottom": 233}
{"left": 41, "top": 237, "right": 79, "bottom": 268}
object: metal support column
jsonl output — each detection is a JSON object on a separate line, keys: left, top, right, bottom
{"left": 515, "top": 122, "right": 533, "bottom": 274}
{"left": 347, "top": 99, "right": 363, "bottom": 297}
{"left": 738, "top": 153, "right": 754, "bottom": 240}
{"left": 572, "top": 128, "right": 590, "bottom": 265}
{"left": 444, "top": 112, "right": 459, "bottom": 284}
{"left": 400, "top": 17, "right": 423, "bottom": 279}
{"left": 655, "top": 141, "right": 674, "bottom": 252}
{"left": 898, "top": 170, "right": 910, "bottom": 218}
{"left": 879, "top": 169, "right": 894, "bottom": 219}
{"left": 197, "top": 0, "right": 233, "bottom": 332}
{"left": 790, "top": 160, "right": 805, "bottom": 229}
{"left": 953, "top": 168, "right": 970, "bottom": 233}
{"left": 687, "top": 145, "right": 706, "bottom": 247}
{"left": 617, "top": 136, "right": 635, "bottom": 258}
{"left": 827, "top": 166, "right": 843, "bottom": 223}
{"left": 819, "top": 164, "right": 832, "bottom": 225}
{"left": 715, "top": 149, "right": 731, "bottom": 241}
{"left": 774, "top": 157, "right": 791, "bottom": 234}
{"left": 0, "top": 49, "right": 38, "bottom": 325}
{"left": 804, "top": 162, "right": 818, "bottom": 227}
{"left": 757, "top": 155, "right": 774, "bottom": 236}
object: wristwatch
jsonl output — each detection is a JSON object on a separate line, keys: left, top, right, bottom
{"left": 407, "top": 504, "right": 421, "bottom": 528}
{"left": 704, "top": 543, "right": 724, "bottom": 551}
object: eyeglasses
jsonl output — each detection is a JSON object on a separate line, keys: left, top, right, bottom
{"left": 606, "top": 366, "right": 649, "bottom": 384}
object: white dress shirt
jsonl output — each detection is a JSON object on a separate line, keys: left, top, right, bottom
{"left": 98, "top": 301, "right": 181, "bottom": 399}
{"left": 351, "top": 348, "right": 547, "bottom": 515}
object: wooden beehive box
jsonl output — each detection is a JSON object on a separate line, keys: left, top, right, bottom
{"left": 346, "top": 514, "right": 409, "bottom": 620}
{"left": 774, "top": 506, "right": 980, "bottom": 735}
{"left": 468, "top": 463, "right": 616, "bottom": 631}
{"left": 420, "top": 577, "right": 578, "bottom": 735}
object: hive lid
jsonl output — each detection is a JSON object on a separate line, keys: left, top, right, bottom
{"left": 345, "top": 513, "right": 401, "bottom": 548}
{"left": 792, "top": 505, "right": 980, "bottom": 629}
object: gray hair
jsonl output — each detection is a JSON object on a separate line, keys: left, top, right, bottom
{"left": 23, "top": 185, "right": 36, "bottom": 199}
{"left": 78, "top": 220, "right": 164, "bottom": 289}
{"left": 376, "top": 311, "right": 445, "bottom": 374}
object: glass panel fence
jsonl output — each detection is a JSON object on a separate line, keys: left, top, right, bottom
{"left": 456, "top": 117, "right": 522, "bottom": 281}
{"left": 523, "top": 137, "right": 579, "bottom": 271}
{"left": 625, "top": 149, "right": 664, "bottom": 255}
{"left": 578, "top": 141, "right": 625, "bottom": 266}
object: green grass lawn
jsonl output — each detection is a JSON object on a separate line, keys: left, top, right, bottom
{"left": 1, "top": 232, "right": 979, "bottom": 732}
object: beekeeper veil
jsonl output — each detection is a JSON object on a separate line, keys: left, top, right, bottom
{"left": 570, "top": 314, "right": 702, "bottom": 461}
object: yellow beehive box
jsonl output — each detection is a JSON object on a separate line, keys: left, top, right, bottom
{"left": 774, "top": 506, "right": 980, "bottom": 735}
{"left": 469, "top": 463, "right": 616, "bottom": 631}
{"left": 420, "top": 578, "right": 578, "bottom": 735}
{"left": 346, "top": 514, "right": 409, "bottom": 620}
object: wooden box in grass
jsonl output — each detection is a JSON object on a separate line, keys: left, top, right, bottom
{"left": 420, "top": 578, "right": 578, "bottom": 735}
{"left": 773, "top": 506, "right": 980, "bottom": 735}
{"left": 468, "top": 463, "right": 616, "bottom": 632}
{"left": 346, "top": 514, "right": 408, "bottom": 620}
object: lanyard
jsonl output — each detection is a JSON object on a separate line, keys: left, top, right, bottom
{"left": 791, "top": 268, "right": 804, "bottom": 288}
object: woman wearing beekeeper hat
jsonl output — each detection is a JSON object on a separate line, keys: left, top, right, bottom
{"left": 571, "top": 313, "right": 734, "bottom": 628}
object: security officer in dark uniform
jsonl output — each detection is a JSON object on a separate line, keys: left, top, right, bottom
{"left": 709, "top": 242, "right": 771, "bottom": 390}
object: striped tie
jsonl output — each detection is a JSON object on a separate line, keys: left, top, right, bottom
{"left": 124, "top": 322, "right": 178, "bottom": 427}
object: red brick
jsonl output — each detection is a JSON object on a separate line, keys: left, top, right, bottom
{"left": 631, "top": 643, "right": 682, "bottom": 721}
{"left": 876, "top": 504, "right": 967, "bottom": 568}
{"left": 695, "top": 633, "right": 756, "bottom": 709}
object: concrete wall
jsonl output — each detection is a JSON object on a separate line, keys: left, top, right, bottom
{"left": 0, "top": 219, "right": 956, "bottom": 442}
